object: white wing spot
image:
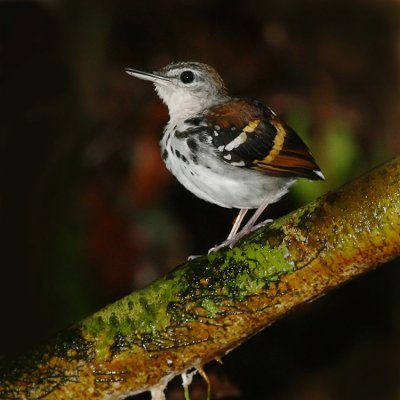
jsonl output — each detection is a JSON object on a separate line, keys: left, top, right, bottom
{"left": 230, "top": 161, "right": 245, "bottom": 166}
{"left": 224, "top": 154, "right": 232, "bottom": 160}
{"left": 225, "top": 132, "right": 247, "bottom": 151}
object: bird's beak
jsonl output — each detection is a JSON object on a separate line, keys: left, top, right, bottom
{"left": 125, "top": 68, "right": 171, "bottom": 85}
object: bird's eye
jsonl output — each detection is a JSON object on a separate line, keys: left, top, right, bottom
{"left": 180, "top": 70, "right": 194, "bottom": 84}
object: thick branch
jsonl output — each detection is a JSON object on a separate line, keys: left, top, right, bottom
{"left": 1, "top": 157, "right": 400, "bottom": 399}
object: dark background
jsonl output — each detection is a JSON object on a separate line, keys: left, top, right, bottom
{"left": 1, "top": 0, "right": 399, "bottom": 399}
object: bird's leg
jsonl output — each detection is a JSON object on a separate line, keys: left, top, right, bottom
{"left": 227, "top": 208, "right": 248, "bottom": 240}
{"left": 208, "top": 200, "right": 272, "bottom": 253}
{"left": 208, "top": 209, "right": 248, "bottom": 253}
{"left": 227, "top": 197, "right": 272, "bottom": 248}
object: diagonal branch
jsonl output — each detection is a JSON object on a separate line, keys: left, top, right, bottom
{"left": 1, "top": 156, "right": 400, "bottom": 400}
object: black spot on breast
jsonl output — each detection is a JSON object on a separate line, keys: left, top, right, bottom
{"left": 187, "top": 138, "right": 198, "bottom": 152}
{"left": 172, "top": 148, "right": 189, "bottom": 163}
{"left": 174, "top": 149, "right": 181, "bottom": 159}
{"left": 162, "top": 149, "right": 169, "bottom": 161}
{"left": 175, "top": 130, "right": 188, "bottom": 140}
{"left": 191, "top": 154, "right": 199, "bottom": 165}
{"left": 184, "top": 117, "right": 202, "bottom": 126}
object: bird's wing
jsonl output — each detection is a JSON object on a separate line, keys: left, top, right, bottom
{"left": 204, "top": 99, "right": 324, "bottom": 180}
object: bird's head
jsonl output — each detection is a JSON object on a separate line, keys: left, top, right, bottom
{"left": 126, "top": 61, "right": 228, "bottom": 119}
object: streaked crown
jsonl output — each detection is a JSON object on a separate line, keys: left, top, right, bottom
{"left": 157, "top": 61, "right": 227, "bottom": 94}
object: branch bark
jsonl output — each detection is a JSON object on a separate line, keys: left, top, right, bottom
{"left": 1, "top": 156, "right": 400, "bottom": 400}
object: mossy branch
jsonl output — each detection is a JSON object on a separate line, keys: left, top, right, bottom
{"left": 1, "top": 157, "right": 400, "bottom": 400}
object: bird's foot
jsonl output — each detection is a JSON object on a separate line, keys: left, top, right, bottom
{"left": 248, "top": 218, "right": 273, "bottom": 233}
{"left": 207, "top": 240, "right": 230, "bottom": 254}
{"left": 208, "top": 219, "right": 273, "bottom": 253}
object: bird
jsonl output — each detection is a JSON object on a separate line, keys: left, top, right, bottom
{"left": 125, "top": 61, "right": 324, "bottom": 250}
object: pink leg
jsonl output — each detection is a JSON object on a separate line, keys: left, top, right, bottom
{"left": 227, "top": 197, "right": 271, "bottom": 248}
{"left": 208, "top": 209, "right": 248, "bottom": 254}
{"left": 240, "top": 197, "right": 270, "bottom": 233}
{"left": 227, "top": 209, "right": 248, "bottom": 240}
{"left": 208, "top": 199, "right": 271, "bottom": 253}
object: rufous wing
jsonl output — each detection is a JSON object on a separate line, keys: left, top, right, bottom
{"left": 207, "top": 99, "right": 324, "bottom": 181}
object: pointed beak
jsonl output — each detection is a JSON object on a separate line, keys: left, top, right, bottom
{"left": 125, "top": 68, "right": 171, "bottom": 85}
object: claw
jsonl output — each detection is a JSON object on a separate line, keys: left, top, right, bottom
{"left": 208, "top": 241, "right": 229, "bottom": 254}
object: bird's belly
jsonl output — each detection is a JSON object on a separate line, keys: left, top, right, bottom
{"left": 161, "top": 138, "right": 294, "bottom": 209}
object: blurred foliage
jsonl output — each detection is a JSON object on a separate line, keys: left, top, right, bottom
{"left": 1, "top": 0, "right": 399, "bottom": 398}
{"left": 289, "top": 108, "right": 363, "bottom": 203}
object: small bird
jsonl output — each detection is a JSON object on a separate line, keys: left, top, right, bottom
{"left": 126, "top": 62, "right": 324, "bottom": 249}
